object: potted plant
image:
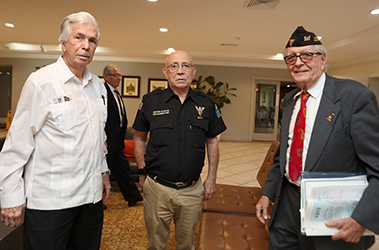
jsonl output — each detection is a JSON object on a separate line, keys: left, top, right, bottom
{"left": 192, "top": 75, "right": 237, "bottom": 112}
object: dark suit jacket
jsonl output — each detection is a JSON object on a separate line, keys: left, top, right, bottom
{"left": 262, "top": 74, "right": 379, "bottom": 235}
{"left": 104, "top": 82, "right": 127, "bottom": 157}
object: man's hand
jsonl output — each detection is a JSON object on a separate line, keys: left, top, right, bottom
{"left": 325, "top": 217, "right": 366, "bottom": 243}
{"left": 1, "top": 204, "right": 25, "bottom": 227}
{"left": 256, "top": 195, "right": 271, "bottom": 224}
{"left": 102, "top": 173, "right": 111, "bottom": 203}
{"left": 139, "top": 175, "right": 146, "bottom": 188}
{"left": 203, "top": 178, "right": 216, "bottom": 200}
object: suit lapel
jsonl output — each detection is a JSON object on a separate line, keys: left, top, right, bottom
{"left": 105, "top": 83, "right": 121, "bottom": 122}
{"left": 305, "top": 75, "right": 340, "bottom": 172}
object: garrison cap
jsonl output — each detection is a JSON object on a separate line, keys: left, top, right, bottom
{"left": 286, "top": 26, "right": 322, "bottom": 48}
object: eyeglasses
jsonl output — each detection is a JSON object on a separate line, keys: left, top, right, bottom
{"left": 107, "top": 73, "right": 122, "bottom": 77}
{"left": 284, "top": 52, "right": 322, "bottom": 65}
{"left": 166, "top": 63, "right": 194, "bottom": 72}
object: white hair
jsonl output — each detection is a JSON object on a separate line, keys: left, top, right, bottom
{"left": 58, "top": 12, "right": 100, "bottom": 43}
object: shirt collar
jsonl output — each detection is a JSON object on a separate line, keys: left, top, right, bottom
{"left": 106, "top": 82, "right": 116, "bottom": 92}
{"left": 293, "top": 72, "right": 326, "bottom": 100}
{"left": 162, "top": 87, "right": 201, "bottom": 104}
{"left": 57, "top": 56, "right": 93, "bottom": 86}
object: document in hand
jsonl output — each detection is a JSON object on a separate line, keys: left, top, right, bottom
{"left": 300, "top": 172, "right": 374, "bottom": 236}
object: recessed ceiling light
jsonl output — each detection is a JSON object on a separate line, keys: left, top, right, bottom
{"left": 159, "top": 28, "right": 168, "bottom": 33}
{"left": 5, "top": 23, "right": 14, "bottom": 28}
{"left": 168, "top": 48, "right": 175, "bottom": 53}
{"left": 371, "top": 9, "right": 379, "bottom": 15}
{"left": 317, "top": 36, "right": 322, "bottom": 40}
{"left": 148, "top": 0, "right": 158, "bottom": 2}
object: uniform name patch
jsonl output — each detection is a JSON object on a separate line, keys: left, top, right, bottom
{"left": 152, "top": 109, "right": 170, "bottom": 116}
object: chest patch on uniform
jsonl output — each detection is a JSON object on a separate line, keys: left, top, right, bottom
{"left": 152, "top": 109, "right": 170, "bottom": 116}
{"left": 195, "top": 106, "right": 205, "bottom": 119}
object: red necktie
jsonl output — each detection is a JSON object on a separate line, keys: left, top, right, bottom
{"left": 289, "top": 92, "right": 310, "bottom": 181}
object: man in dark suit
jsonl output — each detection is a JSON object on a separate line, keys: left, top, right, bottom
{"left": 256, "top": 26, "right": 379, "bottom": 250}
{"left": 103, "top": 65, "right": 142, "bottom": 207}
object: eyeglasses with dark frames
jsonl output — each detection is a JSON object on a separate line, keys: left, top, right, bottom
{"left": 166, "top": 63, "right": 194, "bottom": 72}
{"left": 284, "top": 52, "right": 322, "bottom": 65}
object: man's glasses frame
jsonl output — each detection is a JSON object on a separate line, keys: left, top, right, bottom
{"left": 284, "top": 52, "right": 322, "bottom": 65}
{"left": 166, "top": 63, "right": 194, "bottom": 72}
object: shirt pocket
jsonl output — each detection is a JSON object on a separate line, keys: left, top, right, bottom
{"left": 190, "top": 119, "right": 209, "bottom": 147}
{"left": 150, "top": 120, "right": 174, "bottom": 146}
{"left": 96, "top": 98, "right": 107, "bottom": 125}
{"left": 51, "top": 101, "right": 79, "bottom": 132}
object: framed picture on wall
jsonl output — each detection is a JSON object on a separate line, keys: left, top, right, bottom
{"left": 148, "top": 78, "right": 168, "bottom": 92}
{"left": 122, "top": 76, "right": 140, "bottom": 98}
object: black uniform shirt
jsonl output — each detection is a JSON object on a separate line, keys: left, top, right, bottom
{"left": 133, "top": 87, "right": 227, "bottom": 182}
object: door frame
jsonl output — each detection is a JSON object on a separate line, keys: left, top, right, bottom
{"left": 249, "top": 77, "right": 285, "bottom": 141}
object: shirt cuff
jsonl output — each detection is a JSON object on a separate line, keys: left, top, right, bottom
{"left": 0, "top": 190, "right": 25, "bottom": 209}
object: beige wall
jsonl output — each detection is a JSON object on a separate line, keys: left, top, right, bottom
{"left": 2, "top": 56, "right": 379, "bottom": 141}
{"left": 328, "top": 60, "right": 379, "bottom": 78}
{"left": 0, "top": 56, "right": 292, "bottom": 141}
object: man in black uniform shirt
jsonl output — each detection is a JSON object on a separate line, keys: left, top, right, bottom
{"left": 133, "top": 50, "right": 226, "bottom": 250}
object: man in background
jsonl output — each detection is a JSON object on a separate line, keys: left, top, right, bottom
{"left": 256, "top": 26, "right": 379, "bottom": 250}
{"left": 103, "top": 65, "right": 143, "bottom": 207}
{"left": 133, "top": 50, "right": 226, "bottom": 250}
{"left": 0, "top": 12, "right": 110, "bottom": 249}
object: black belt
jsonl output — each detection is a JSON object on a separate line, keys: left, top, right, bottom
{"left": 148, "top": 174, "right": 196, "bottom": 189}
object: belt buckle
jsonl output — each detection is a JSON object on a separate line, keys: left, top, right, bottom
{"left": 176, "top": 182, "right": 187, "bottom": 188}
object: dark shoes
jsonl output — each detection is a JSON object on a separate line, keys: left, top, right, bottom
{"left": 128, "top": 196, "right": 143, "bottom": 207}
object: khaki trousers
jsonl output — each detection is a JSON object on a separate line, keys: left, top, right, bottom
{"left": 143, "top": 176, "right": 204, "bottom": 250}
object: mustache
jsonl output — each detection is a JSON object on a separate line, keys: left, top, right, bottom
{"left": 75, "top": 52, "right": 91, "bottom": 58}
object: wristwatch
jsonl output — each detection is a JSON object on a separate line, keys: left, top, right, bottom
{"left": 102, "top": 169, "right": 111, "bottom": 175}
{"left": 138, "top": 167, "right": 146, "bottom": 175}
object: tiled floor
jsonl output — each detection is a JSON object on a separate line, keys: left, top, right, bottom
{"left": 207, "top": 140, "right": 379, "bottom": 249}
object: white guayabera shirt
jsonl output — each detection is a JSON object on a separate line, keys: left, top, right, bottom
{"left": 0, "top": 56, "right": 108, "bottom": 210}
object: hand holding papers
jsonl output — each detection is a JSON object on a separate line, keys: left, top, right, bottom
{"left": 300, "top": 173, "right": 374, "bottom": 236}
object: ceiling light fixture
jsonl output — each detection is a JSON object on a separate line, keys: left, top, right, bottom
{"left": 148, "top": 0, "right": 158, "bottom": 2}
{"left": 371, "top": 9, "right": 379, "bottom": 15}
{"left": 159, "top": 28, "right": 168, "bottom": 33}
{"left": 168, "top": 48, "right": 175, "bottom": 53}
{"left": 317, "top": 36, "right": 322, "bottom": 40}
{"left": 5, "top": 23, "right": 14, "bottom": 28}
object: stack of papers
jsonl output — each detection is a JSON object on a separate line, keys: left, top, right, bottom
{"left": 300, "top": 172, "right": 374, "bottom": 236}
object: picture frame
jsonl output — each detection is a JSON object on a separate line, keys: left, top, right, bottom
{"left": 122, "top": 76, "right": 140, "bottom": 98}
{"left": 148, "top": 78, "right": 168, "bottom": 92}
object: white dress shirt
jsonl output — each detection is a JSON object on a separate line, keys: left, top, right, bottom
{"left": 0, "top": 56, "right": 108, "bottom": 210}
{"left": 285, "top": 73, "right": 326, "bottom": 186}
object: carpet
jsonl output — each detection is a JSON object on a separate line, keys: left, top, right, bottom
{"left": 100, "top": 187, "right": 199, "bottom": 250}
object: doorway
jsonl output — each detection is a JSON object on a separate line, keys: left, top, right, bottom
{"left": 250, "top": 80, "right": 280, "bottom": 141}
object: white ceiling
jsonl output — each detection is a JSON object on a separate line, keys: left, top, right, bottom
{"left": 1, "top": 0, "right": 379, "bottom": 69}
